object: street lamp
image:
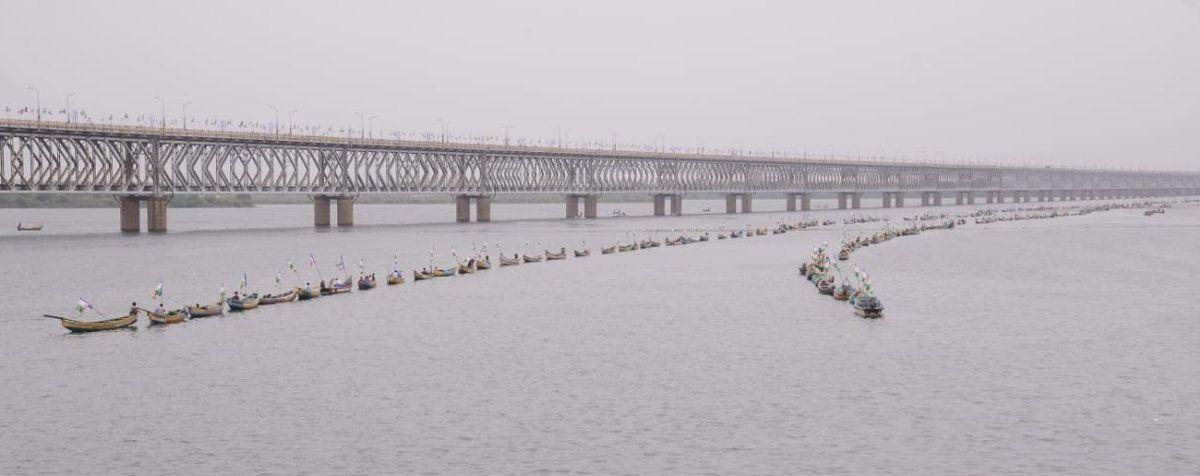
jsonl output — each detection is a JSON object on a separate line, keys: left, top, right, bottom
{"left": 268, "top": 105, "right": 279, "bottom": 135}
{"left": 65, "top": 92, "right": 76, "bottom": 123}
{"left": 182, "top": 101, "right": 192, "bottom": 130}
{"left": 501, "top": 123, "right": 514, "bottom": 147}
{"left": 611, "top": 131, "right": 618, "bottom": 151}
{"left": 154, "top": 96, "right": 166, "bottom": 129}
{"left": 355, "top": 112, "right": 366, "bottom": 139}
{"left": 436, "top": 118, "right": 448, "bottom": 143}
{"left": 288, "top": 108, "right": 298, "bottom": 135}
{"left": 369, "top": 115, "right": 378, "bottom": 139}
{"left": 27, "top": 86, "right": 40, "bottom": 122}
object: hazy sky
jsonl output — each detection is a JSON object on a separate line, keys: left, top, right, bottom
{"left": 2, "top": 0, "right": 1198, "bottom": 169}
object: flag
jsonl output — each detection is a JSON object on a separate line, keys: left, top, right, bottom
{"left": 75, "top": 298, "right": 93, "bottom": 316}
{"left": 358, "top": 259, "right": 365, "bottom": 272}
{"left": 240, "top": 273, "right": 248, "bottom": 290}
{"left": 337, "top": 254, "right": 346, "bottom": 271}
{"left": 218, "top": 285, "right": 227, "bottom": 301}
{"left": 152, "top": 282, "right": 163, "bottom": 299}
{"left": 309, "top": 253, "right": 317, "bottom": 268}
{"left": 274, "top": 271, "right": 282, "bottom": 286}
{"left": 288, "top": 259, "right": 296, "bottom": 271}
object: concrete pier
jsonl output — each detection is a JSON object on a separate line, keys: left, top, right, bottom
{"left": 336, "top": 197, "right": 354, "bottom": 226}
{"left": 838, "top": 193, "right": 848, "bottom": 209}
{"left": 147, "top": 197, "right": 168, "bottom": 232}
{"left": 741, "top": 194, "right": 753, "bottom": 213}
{"left": 785, "top": 192, "right": 810, "bottom": 211}
{"left": 725, "top": 194, "right": 738, "bottom": 213}
{"left": 883, "top": 192, "right": 905, "bottom": 208}
{"left": 456, "top": 195, "right": 472, "bottom": 222}
{"left": 565, "top": 195, "right": 580, "bottom": 219}
{"left": 668, "top": 194, "right": 682, "bottom": 216}
{"left": 476, "top": 196, "right": 491, "bottom": 222}
{"left": 313, "top": 196, "right": 331, "bottom": 227}
{"left": 582, "top": 195, "right": 597, "bottom": 219}
{"left": 653, "top": 194, "right": 667, "bottom": 216}
{"left": 120, "top": 197, "right": 140, "bottom": 232}
{"left": 921, "top": 192, "right": 942, "bottom": 206}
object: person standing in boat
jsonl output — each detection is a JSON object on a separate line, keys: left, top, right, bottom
{"left": 155, "top": 302, "right": 167, "bottom": 315}
{"left": 130, "top": 302, "right": 139, "bottom": 316}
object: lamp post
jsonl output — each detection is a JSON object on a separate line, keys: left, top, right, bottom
{"left": 501, "top": 123, "right": 514, "bottom": 147}
{"left": 611, "top": 131, "right": 618, "bottom": 151}
{"left": 154, "top": 96, "right": 166, "bottom": 129}
{"left": 268, "top": 105, "right": 279, "bottom": 135}
{"left": 27, "top": 86, "right": 40, "bottom": 122}
{"left": 182, "top": 101, "right": 192, "bottom": 130}
{"left": 288, "top": 108, "right": 298, "bottom": 135}
{"left": 65, "top": 92, "right": 76, "bottom": 123}
{"left": 436, "top": 118, "right": 448, "bottom": 143}
{"left": 369, "top": 115, "right": 378, "bottom": 139}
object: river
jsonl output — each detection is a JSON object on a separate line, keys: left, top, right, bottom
{"left": 1, "top": 199, "right": 1197, "bottom": 475}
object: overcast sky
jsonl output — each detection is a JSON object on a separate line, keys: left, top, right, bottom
{"left": 2, "top": 0, "right": 1198, "bottom": 169}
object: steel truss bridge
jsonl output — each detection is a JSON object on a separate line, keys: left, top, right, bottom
{"left": 2, "top": 120, "right": 1197, "bottom": 231}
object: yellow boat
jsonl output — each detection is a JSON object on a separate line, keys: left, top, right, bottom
{"left": 45, "top": 312, "right": 138, "bottom": 332}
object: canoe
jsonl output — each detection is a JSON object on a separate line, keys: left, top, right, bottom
{"left": 298, "top": 287, "right": 321, "bottom": 300}
{"left": 717, "top": 234, "right": 728, "bottom": 240}
{"left": 699, "top": 234, "right": 709, "bottom": 241}
{"left": 17, "top": 223, "right": 44, "bottom": 231}
{"left": 45, "top": 312, "right": 138, "bottom": 332}
{"left": 833, "top": 284, "right": 855, "bottom": 301}
{"left": 227, "top": 294, "right": 261, "bottom": 311}
{"left": 853, "top": 295, "right": 884, "bottom": 318}
{"left": 617, "top": 244, "right": 635, "bottom": 252}
{"left": 321, "top": 283, "right": 353, "bottom": 294}
{"left": 574, "top": 249, "right": 591, "bottom": 257}
{"left": 545, "top": 248, "right": 566, "bottom": 260}
{"left": 357, "top": 276, "right": 378, "bottom": 290}
{"left": 260, "top": 289, "right": 299, "bottom": 304}
{"left": 457, "top": 263, "right": 477, "bottom": 274}
{"left": 413, "top": 270, "right": 434, "bottom": 280}
{"left": 387, "top": 273, "right": 405, "bottom": 285}
{"left": 816, "top": 278, "right": 835, "bottom": 295}
{"left": 499, "top": 256, "right": 521, "bottom": 267}
{"left": 838, "top": 249, "right": 850, "bottom": 261}
{"left": 600, "top": 246, "right": 616, "bottom": 255}
{"left": 187, "top": 302, "right": 225, "bottom": 317}
{"left": 432, "top": 267, "right": 457, "bottom": 277}
{"left": 475, "top": 259, "right": 491, "bottom": 270}
{"left": 523, "top": 254, "right": 544, "bottom": 263}
{"left": 145, "top": 309, "right": 187, "bottom": 325}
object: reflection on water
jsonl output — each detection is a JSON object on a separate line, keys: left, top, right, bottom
{"left": 1, "top": 201, "right": 1198, "bottom": 474}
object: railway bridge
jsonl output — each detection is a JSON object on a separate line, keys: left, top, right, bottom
{"left": 2, "top": 120, "right": 1197, "bottom": 232}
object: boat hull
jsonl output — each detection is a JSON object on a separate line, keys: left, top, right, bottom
{"left": 54, "top": 312, "right": 138, "bottom": 332}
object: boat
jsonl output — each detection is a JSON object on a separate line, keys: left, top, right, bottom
{"left": 227, "top": 294, "right": 261, "bottom": 311}
{"left": 144, "top": 308, "right": 187, "bottom": 325}
{"left": 17, "top": 222, "right": 44, "bottom": 231}
{"left": 698, "top": 233, "right": 709, "bottom": 242}
{"left": 45, "top": 312, "right": 138, "bottom": 332}
{"left": 260, "top": 289, "right": 299, "bottom": 304}
{"left": 412, "top": 269, "right": 434, "bottom": 280}
{"left": 386, "top": 271, "right": 405, "bottom": 285}
{"left": 816, "top": 277, "right": 835, "bottom": 295}
{"left": 432, "top": 267, "right": 457, "bottom": 277}
{"left": 832, "top": 283, "right": 854, "bottom": 301}
{"left": 600, "top": 246, "right": 616, "bottom": 255}
{"left": 617, "top": 244, "right": 636, "bottom": 252}
{"left": 523, "top": 254, "right": 544, "bottom": 263}
{"left": 717, "top": 234, "right": 728, "bottom": 240}
{"left": 853, "top": 294, "right": 884, "bottom": 318}
{"left": 574, "top": 249, "right": 591, "bottom": 257}
{"left": 457, "top": 262, "right": 476, "bottom": 274}
{"left": 186, "top": 302, "right": 225, "bottom": 317}
{"left": 298, "top": 286, "right": 321, "bottom": 300}
{"left": 357, "top": 275, "right": 378, "bottom": 290}
{"left": 475, "top": 258, "right": 491, "bottom": 270}
{"left": 321, "top": 278, "right": 354, "bottom": 294}
{"left": 545, "top": 248, "right": 566, "bottom": 260}
{"left": 838, "top": 249, "right": 850, "bottom": 261}
{"left": 499, "top": 255, "right": 521, "bottom": 267}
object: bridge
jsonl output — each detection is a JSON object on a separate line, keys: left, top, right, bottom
{"left": 2, "top": 119, "right": 1197, "bottom": 232}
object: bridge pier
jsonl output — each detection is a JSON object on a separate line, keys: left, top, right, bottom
{"left": 336, "top": 197, "right": 355, "bottom": 226}
{"left": 882, "top": 192, "right": 893, "bottom": 208}
{"left": 786, "top": 193, "right": 811, "bottom": 211}
{"left": 836, "top": 192, "right": 861, "bottom": 209}
{"left": 583, "top": 195, "right": 597, "bottom": 218}
{"left": 565, "top": 195, "right": 580, "bottom": 219}
{"left": 669, "top": 194, "right": 683, "bottom": 216}
{"left": 454, "top": 194, "right": 491, "bottom": 222}
{"left": 653, "top": 194, "right": 667, "bottom": 216}
{"left": 147, "top": 197, "right": 169, "bottom": 232}
{"left": 725, "top": 194, "right": 737, "bottom": 213}
{"left": 313, "top": 196, "right": 332, "bottom": 227}
{"left": 563, "top": 194, "right": 599, "bottom": 219}
{"left": 741, "top": 194, "right": 753, "bottom": 213}
{"left": 920, "top": 192, "right": 942, "bottom": 206}
{"left": 120, "top": 197, "right": 141, "bottom": 232}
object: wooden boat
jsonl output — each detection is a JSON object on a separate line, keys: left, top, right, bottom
{"left": 574, "top": 249, "right": 591, "bottom": 257}
{"left": 387, "top": 272, "right": 405, "bottom": 285}
{"left": 45, "top": 312, "right": 138, "bottom": 332}
{"left": 833, "top": 283, "right": 854, "bottom": 301}
{"left": 321, "top": 279, "right": 353, "bottom": 294}
{"left": 816, "top": 277, "right": 835, "bottom": 295}
{"left": 522, "top": 254, "right": 544, "bottom": 263}
{"left": 837, "top": 249, "right": 850, "bottom": 261}
{"left": 144, "top": 308, "right": 187, "bottom": 325}
{"left": 17, "top": 222, "right": 44, "bottom": 231}
{"left": 600, "top": 246, "right": 616, "bottom": 255}
{"left": 357, "top": 275, "right": 378, "bottom": 290}
{"left": 853, "top": 294, "right": 884, "bottom": 318}
{"left": 413, "top": 270, "right": 434, "bottom": 280}
{"left": 475, "top": 258, "right": 491, "bottom": 270}
{"left": 545, "top": 248, "right": 567, "bottom": 260}
{"left": 186, "top": 302, "right": 225, "bottom": 317}
{"left": 432, "top": 267, "right": 457, "bottom": 277}
{"left": 260, "top": 289, "right": 299, "bottom": 304}
{"left": 717, "top": 234, "right": 728, "bottom": 240}
{"left": 298, "top": 287, "right": 320, "bottom": 300}
{"left": 698, "top": 234, "right": 709, "bottom": 242}
{"left": 499, "top": 255, "right": 521, "bottom": 267}
{"left": 227, "top": 294, "right": 261, "bottom": 311}
{"left": 617, "top": 244, "right": 636, "bottom": 252}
